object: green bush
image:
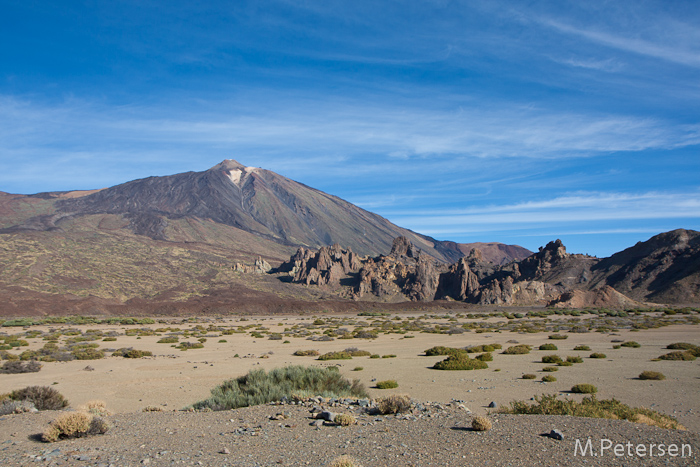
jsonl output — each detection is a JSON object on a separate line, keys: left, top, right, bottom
{"left": 542, "top": 375, "right": 557, "bottom": 382}
{"left": 157, "top": 337, "right": 179, "bottom": 344}
{"left": 573, "top": 345, "right": 591, "bottom": 351}
{"left": 344, "top": 348, "right": 371, "bottom": 357}
{"left": 522, "top": 374, "right": 536, "bottom": 379}
{"left": 571, "top": 383, "right": 598, "bottom": 394}
{"left": 192, "top": 366, "right": 368, "bottom": 411}
{"left": 465, "top": 344, "right": 502, "bottom": 353}
{"left": 665, "top": 342, "right": 697, "bottom": 350}
{"left": 318, "top": 351, "right": 352, "bottom": 361}
{"left": 549, "top": 334, "right": 568, "bottom": 340}
{"left": 639, "top": 371, "right": 665, "bottom": 380}
{"left": 542, "top": 366, "right": 558, "bottom": 372}
{"left": 541, "top": 355, "right": 563, "bottom": 364}
{"left": 424, "top": 346, "right": 466, "bottom": 357}
{"left": 621, "top": 341, "right": 641, "bottom": 348}
{"left": 566, "top": 356, "right": 583, "bottom": 363}
{"left": 658, "top": 351, "right": 696, "bottom": 361}
{"left": 433, "top": 353, "right": 488, "bottom": 371}
{"left": 589, "top": 353, "right": 607, "bottom": 359}
{"left": 502, "top": 345, "right": 531, "bottom": 355}
{"left": 376, "top": 380, "right": 399, "bottom": 389}
{"left": 539, "top": 344, "right": 558, "bottom": 351}
{"left": 503, "top": 394, "right": 683, "bottom": 430}
{"left": 475, "top": 352, "right": 493, "bottom": 362}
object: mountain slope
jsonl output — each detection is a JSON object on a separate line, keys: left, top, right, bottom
{"left": 35, "top": 159, "right": 527, "bottom": 263}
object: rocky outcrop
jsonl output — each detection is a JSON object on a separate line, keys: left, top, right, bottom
{"left": 233, "top": 257, "right": 272, "bottom": 274}
{"left": 275, "top": 231, "right": 699, "bottom": 306}
{"left": 279, "top": 244, "right": 362, "bottom": 287}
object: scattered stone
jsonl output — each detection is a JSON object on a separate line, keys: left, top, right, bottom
{"left": 488, "top": 401, "right": 497, "bottom": 408}
{"left": 549, "top": 429, "right": 564, "bottom": 440}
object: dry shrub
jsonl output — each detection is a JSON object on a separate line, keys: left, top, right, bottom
{"left": 330, "top": 455, "right": 362, "bottom": 467}
{"left": 334, "top": 413, "right": 356, "bottom": 426}
{"left": 80, "top": 400, "right": 112, "bottom": 416}
{"left": 502, "top": 345, "right": 531, "bottom": 355}
{"left": 0, "top": 360, "right": 42, "bottom": 374}
{"left": 142, "top": 406, "right": 164, "bottom": 412}
{"left": 571, "top": 384, "right": 597, "bottom": 394}
{"left": 521, "top": 374, "right": 536, "bottom": 379}
{"left": 376, "top": 380, "right": 398, "bottom": 389}
{"left": 42, "top": 412, "right": 91, "bottom": 442}
{"left": 10, "top": 386, "right": 68, "bottom": 411}
{"left": 472, "top": 416, "right": 492, "bottom": 431}
{"left": 376, "top": 394, "right": 411, "bottom": 414}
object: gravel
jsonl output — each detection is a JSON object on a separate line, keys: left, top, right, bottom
{"left": 0, "top": 400, "right": 698, "bottom": 466}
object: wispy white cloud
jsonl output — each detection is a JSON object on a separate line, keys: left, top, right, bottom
{"left": 390, "top": 191, "right": 700, "bottom": 231}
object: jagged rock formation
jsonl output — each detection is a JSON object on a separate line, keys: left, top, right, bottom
{"left": 278, "top": 231, "right": 700, "bottom": 306}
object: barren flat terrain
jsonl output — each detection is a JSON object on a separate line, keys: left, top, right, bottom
{"left": 1, "top": 309, "right": 699, "bottom": 465}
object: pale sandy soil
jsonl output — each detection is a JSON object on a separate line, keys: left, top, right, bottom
{"left": 1, "top": 314, "right": 699, "bottom": 431}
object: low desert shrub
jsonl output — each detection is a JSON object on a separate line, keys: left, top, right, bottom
{"left": 424, "top": 346, "right": 466, "bottom": 357}
{"left": 639, "top": 371, "right": 665, "bottom": 380}
{"left": 142, "top": 406, "right": 164, "bottom": 412}
{"left": 177, "top": 341, "right": 204, "bottom": 350}
{"left": 573, "top": 345, "right": 591, "bottom": 351}
{"left": 549, "top": 334, "right": 568, "bottom": 340}
{"left": 502, "top": 345, "right": 531, "bottom": 355}
{"left": 621, "top": 341, "right": 641, "bottom": 348}
{"left": 566, "top": 356, "right": 583, "bottom": 363}
{"left": 381, "top": 354, "right": 396, "bottom": 359}
{"left": 344, "top": 348, "right": 371, "bottom": 357}
{"left": 376, "top": 380, "right": 399, "bottom": 389}
{"left": 293, "top": 350, "right": 320, "bottom": 357}
{"left": 157, "top": 337, "right": 179, "bottom": 344}
{"left": 475, "top": 352, "right": 493, "bottom": 362}
{"left": 9, "top": 386, "right": 68, "bottom": 410}
{"left": 0, "top": 360, "right": 42, "bottom": 374}
{"left": 612, "top": 345, "right": 622, "bottom": 349}
{"left": 541, "top": 355, "right": 563, "bottom": 364}
{"left": 112, "top": 348, "right": 153, "bottom": 358}
{"left": 369, "top": 354, "right": 380, "bottom": 359}
{"left": 42, "top": 411, "right": 110, "bottom": 442}
{"left": 589, "top": 353, "right": 607, "bottom": 359}
{"left": 522, "top": 374, "right": 536, "bottom": 379}
{"left": 472, "top": 416, "right": 492, "bottom": 431}
{"left": 465, "top": 343, "right": 502, "bottom": 353}
{"left": 539, "top": 344, "right": 558, "bottom": 351}
{"left": 318, "top": 351, "right": 352, "bottom": 361}
{"left": 433, "top": 353, "right": 488, "bottom": 370}
{"left": 192, "top": 366, "right": 368, "bottom": 411}
{"left": 352, "top": 366, "right": 364, "bottom": 371}
{"left": 334, "top": 413, "right": 356, "bottom": 426}
{"left": 330, "top": 455, "right": 363, "bottom": 467}
{"left": 503, "top": 394, "right": 684, "bottom": 430}
{"left": 571, "top": 383, "right": 598, "bottom": 394}
{"left": 665, "top": 342, "right": 697, "bottom": 350}
{"left": 658, "top": 351, "right": 696, "bottom": 361}
{"left": 80, "top": 400, "right": 112, "bottom": 417}
{"left": 542, "top": 375, "right": 557, "bottom": 382}
{"left": 542, "top": 366, "right": 558, "bottom": 372}
{"left": 376, "top": 394, "right": 411, "bottom": 414}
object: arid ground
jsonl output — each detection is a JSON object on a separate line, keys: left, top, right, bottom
{"left": 2, "top": 310, "right": 698, "bottom": 431}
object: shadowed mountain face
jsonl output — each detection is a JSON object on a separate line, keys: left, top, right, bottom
{"left": 51, "top": 160, "right": 529, "bottom": 263}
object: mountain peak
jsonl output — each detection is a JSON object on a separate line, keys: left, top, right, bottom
{"left": 210, "top": 159, "right": 247, "bottom": 171}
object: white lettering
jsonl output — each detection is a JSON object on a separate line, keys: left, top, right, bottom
{"left": 682, "top": 444, "right": 692, "bottom": 457}
{"left": 600, "top": 439, "right": 613, "bottom": 455}
{"left": 668, "top": 444, "right": 678, "bottom": 457}
{"left": 575, "top": 439, "right": 595, "bottom": 457}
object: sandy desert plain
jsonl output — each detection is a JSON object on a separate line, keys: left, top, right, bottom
{"left": 1, "top": 307, "right": 700, "bottom": 465}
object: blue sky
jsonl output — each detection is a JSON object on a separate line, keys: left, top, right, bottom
{"left": 1, "top": 0, "right": 698, "bottom": 257}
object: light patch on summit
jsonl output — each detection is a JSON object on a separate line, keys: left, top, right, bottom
{"left": 227, "top": 169, "right": 243, "bottom": 186}
{"left": 226, "top": 167, "right": 259, "bottom": 186}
